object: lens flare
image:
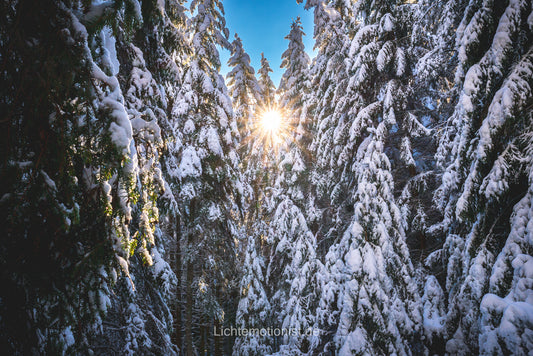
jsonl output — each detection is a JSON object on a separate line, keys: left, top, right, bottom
{"left": 259, "top": 109, "right": 283, "bottom": 135}
{"left": 245, "top": 105, "right": 294, "bottom": 159}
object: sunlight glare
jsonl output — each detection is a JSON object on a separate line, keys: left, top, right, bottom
{"left": 249, "top": 106, "right": 292, "bottom": 153}
{"left": 260, "top": 109, "right": 283, "bottom": 135}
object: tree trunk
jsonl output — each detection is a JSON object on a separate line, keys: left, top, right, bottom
{"left": 200, "top": 321, "right": 206, "bottom": 355}
{"left": 171, "top": 214, "right": 182, "bottom": 347}
{"left": 185, "top": 260, "right": 194, "bottom": 355}
{"left": 214, "top": 317, "right": 222, "bottom": 355}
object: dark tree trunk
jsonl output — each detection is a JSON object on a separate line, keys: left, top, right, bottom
{"left": 185, "top": 260, "right": 194, "bottom": 356}
{"left": 171, "top": 214, "right": 182, "bottom": 347}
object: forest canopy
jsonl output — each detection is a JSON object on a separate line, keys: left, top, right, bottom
{"left": 1, "top": 0, "right": 532, "bottom": 355}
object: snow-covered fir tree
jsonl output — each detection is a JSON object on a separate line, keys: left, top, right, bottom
{"left": 319, "top": 123, "right": 422, "bottom": 354}
{"left": 429, "top": 0, "right": 533, "bottom": 354}
{"left": 164, "top": 0, "right": 244, "bottom": 353}
{"left": 227, "top": 34, "right": 262, "bottom": 144}
{"left": 227, "top": 35, "right": 274, "bottom": 356}
{"left": 306, "top": 0, "right": 427, "bottom": 354}
{"left": 259, "top": 15, "right": 326, "bottom": 355}
{"left": 266, "top": 117, "right": 321, "bottom": 356}
{"left": 0, "top": 0, "right": 176, "bottom": 353}
{"left": 303, "top": 0, "right": 352, "bottom": 244}
{"left": 258, "top": 53, "right": 277, "bottom": 108}
{"left": 267, "top": 189, "right": 323, "bottom": 355}
{"left": 226, "top": 33, "right": 265, "bottom": 221}
{"left": 279, "top": 16, "right": 311, "bottom": 141}
{"left": 232, "top": 219, "right": 272, "bottom": 356}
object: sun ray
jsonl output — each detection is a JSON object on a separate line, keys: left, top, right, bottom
{"left": 238, "top": 104, "right": 305, "bottom": 167}
{"left": 259, "top": 109, "right": 283, "bottom": 135}
{"left": 253, "top": 105, "right": 293, "bottom": 147}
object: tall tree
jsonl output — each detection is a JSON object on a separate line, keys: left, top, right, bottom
{"left": 165, "top": 0, "right": 243, "bottom": 353}
{"left": 305, "top": 0, "right": 425, "bottom": 353}
{"left": 317, "top": 123, "right": 422, "bottom": 355}
{"left": 227, "top": 33, "right": 262, "bottom": 145}
{"left": 0, "top": 0, "right": 172, "bottom": 353}
{"left": 430, "top": 0, "right": 533, "bottom": 353}
{"left": 226, "top": 35, "right": 274, "bottom": 356}
{"left": 258, "top": 53, "right": 277, "bottom": 108}
{"left": 278, "top": 16, "right": 310, "bottom": 142}
{"left": 138, "top": 0, "right": 192, "bottom": 350}
{"left": 303, "top": 0, "right": 351, "bottom": 243}
{"left": 261, "top": 15, "right": 324, "bottom": 355}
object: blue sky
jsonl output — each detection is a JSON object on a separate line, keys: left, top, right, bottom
{"left": 218, "top": 0, "right": 316, "bottom": 87}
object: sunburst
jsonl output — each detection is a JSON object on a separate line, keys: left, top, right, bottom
{"left": 254, "top": 105, "right": 290, "bottom": 148}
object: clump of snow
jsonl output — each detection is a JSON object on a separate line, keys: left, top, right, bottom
{"left": 61, "top": 326, "right": 75, "bottom": 347}
{"left": 102, "top": 27, "right": 120, "bottom": 76}
{"left": 41, "top": 171, "right": 57, "bottom": 191}
{"left": 179, "top": 146, "right": 202, "bottom": 178}
{"left": 380, "top": 13, "right": 395, "bottom": 33}
{"left": 422, "top": 276, "right": 445, "bottom": 342}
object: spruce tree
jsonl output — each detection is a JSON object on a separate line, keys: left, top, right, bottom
{"left": 164, "top": 0, "right": 243, "bottom": 353}
{"left": 258, "top": 53, "right": 277, "bottom": 109}
{"left": 226, "top": 34, "right": 264, "bottom": 219}
{"left": 431, "top": 0, "right": 533, "bottom": 353}
{"left": 227, "top": 34, "right": 274, "bottom": 356}
{"left": 304, "top": 0, "right": 425, "bottom": 353}
{"left": 278, "top": 16, "right": 311, "bottom": 141}
{"left": 262, "top": 15, "right": 324, "bottom": 355}
{"left": 232, "top": 220, "right": 272, "bottom": 356}
{"left": 227, "top": 34, "right": 262, "bottom": 145}
{"left": 0, "top": 0, "right": 170, "bottom": 353}
{"left": 317, "top": 124, "right": 422, "bottom": 355}
{"left": 304, "top": 0, "right": 352, "bottom": 244}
